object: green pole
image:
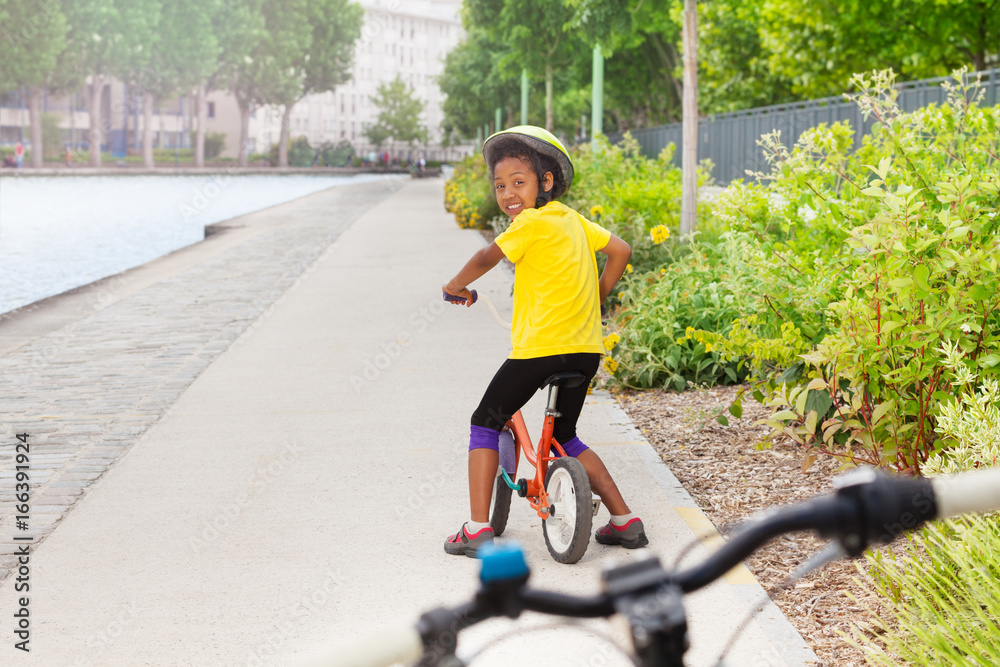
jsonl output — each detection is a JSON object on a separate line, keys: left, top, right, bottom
{"left": 476, "top": 126, "right": 482, "bottom": 148}
{"left": 521, "top": 69, "right": 529, "bottom": 125}
{"left": 591, "top": 44, "right": 604, "bottom": 150}
{"left": 495, "top": 107, "right": 502, "bottom": 133}
{"left": 484, "top": 123, "right": 489, "bottom": 140}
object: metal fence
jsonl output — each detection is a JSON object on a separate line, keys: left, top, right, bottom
{"left": 610, "top": 68, "right": 1000, "bottom": 185}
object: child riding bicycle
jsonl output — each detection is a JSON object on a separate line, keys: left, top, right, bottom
{"left": 442, "top": 125, "right": 648, "bottom": 557}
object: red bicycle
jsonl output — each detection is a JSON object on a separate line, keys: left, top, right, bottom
{"left": 445, "top": 290, "right": 597, "bottom": 564}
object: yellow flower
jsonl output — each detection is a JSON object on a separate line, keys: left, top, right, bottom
{"left": 589, "top": 205, "right": 604, "bottom": 218}
{"left": 603, "top": 333, "right": 620, "bottom": 351}
{"left": 625, "top": 264, "right": 633, "bottom": 274}
{"left": 705, "top": 342, "right": 715, "bottom": 352}
{"left": 603, "top": 357, "right": 619, "bottom": 373}
{"left": 650, "top": 225, "right": 670, "bottom": 245}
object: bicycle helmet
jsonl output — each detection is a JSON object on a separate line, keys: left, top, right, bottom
{"left": 483, "top": 125, "right": 574, "bottom": 200}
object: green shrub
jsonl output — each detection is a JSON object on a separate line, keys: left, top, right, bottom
{"left": 443, "top": 152, "right": 496, "bottom": 229}
{"left": 856, "top": 361, "right": 1000, "bottom": 664}
{"left": 694, "top": 69, "right": 1000, "bottom": 470}
{"left": 316, "top": 139, "right": 353, "bottom": 167}
{"left": 859, "top": 516, "right": 1000, "bottom": 666}
{"left": 604, "top": 234, "right": 753, "bottom": 390}
{"left": 268, "top": 136, "right": 316, "bottom": 167}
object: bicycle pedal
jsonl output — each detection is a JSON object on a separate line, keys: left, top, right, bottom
{"left": 592, "top": 496, "right": 602, "bottom": 517}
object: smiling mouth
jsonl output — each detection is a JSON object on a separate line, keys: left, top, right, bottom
{"left": 505, "top": 201, "right": 522, "bottom": 212}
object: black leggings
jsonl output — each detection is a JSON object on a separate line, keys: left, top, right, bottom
{"left": 471, "top": 353, "right": 601, "bottom": 444}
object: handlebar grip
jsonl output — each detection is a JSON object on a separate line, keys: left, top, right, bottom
{"left": 932, "top": 468, "right": 1000, "bottom": 520}
{"left": 300, "top": 624, "right": 422, "bottom": 667}
{"left": 443, "top": 289, "right": 478, "bottom": 305}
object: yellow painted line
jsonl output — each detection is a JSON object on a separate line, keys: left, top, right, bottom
{"left": 675, "top": 507, "right": 758, "bottom": 585}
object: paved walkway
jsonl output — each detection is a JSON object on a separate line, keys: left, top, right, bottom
{"left": 0, "top": 178, "right": 816, "bottom": 665}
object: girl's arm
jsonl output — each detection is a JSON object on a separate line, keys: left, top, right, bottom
{"left": 597, "top": 235, "right": 632, "bottom": 304}
{"left": 443, "top": 242, "right": 506, "bottom": 307}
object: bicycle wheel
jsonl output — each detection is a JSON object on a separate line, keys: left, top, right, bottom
{"left": 490, "top": 430, "right": 516, "bottom": 536}
{"left": 542, "top": 457, "right": 592, "bottom": 564}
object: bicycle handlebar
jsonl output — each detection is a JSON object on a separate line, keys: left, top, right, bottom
{"left": 309, "top": 467, "right": 1000, "bottom": 667}
{"left": 443, "top": 289, "right": 478, "bottom": 305}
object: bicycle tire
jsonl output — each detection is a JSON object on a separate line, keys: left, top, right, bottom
{"left": 542, "top": 457, "right": 592, "bottom": 564}
{"left": 490, "top": 477, "right": 513, "bottom": 536}
{"left": 490, "top": 430, "right": 516, "bottom": 536}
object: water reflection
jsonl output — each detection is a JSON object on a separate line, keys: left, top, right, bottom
{"left": 0, "top": 173, "right": 401, "bottom": 314}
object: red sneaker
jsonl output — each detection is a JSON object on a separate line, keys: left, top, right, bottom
{"left": 595, "top": 518, "right": 648, "bottom": 549}
{"left": 444, "top": 523, "right": 495, "bottom": 558}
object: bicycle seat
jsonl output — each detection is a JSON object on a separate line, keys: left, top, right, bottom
{"left": 540, "top": 371, "right": 588, "bottom": 389}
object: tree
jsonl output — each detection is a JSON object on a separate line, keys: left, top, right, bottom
{"left": 206, "top": 0, "right": 265, "bottom": 167}
{"left": 759, "top": 0, "right": 1000, "bottom": 98}
{"left": 65, "top": 0, "right": 161, "bottom": 167}
{"left": 696, "top": 0, "right": 795, "bottom": 113}
{"left": 439, "top": 25, "right": 516, "bottom": 138}
{"left": 221, "top": 0, "right": 311, "bottom": 166}
{"left": 0, "top": 0, "right": 70, "bottom": 167}
{"left": 140, "top": 0, "right": 219, "bottom": 168}
{"left": 466, "top": 0, "right": 584, "bottom": 132}
{"left": 275, "top": 0, "right": 363, "bottom": 167}
{"left": 364, "top": 75, "right": 428, "bottom": 151}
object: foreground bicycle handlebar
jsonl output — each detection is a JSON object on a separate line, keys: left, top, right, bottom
{"left": 312, "top": 467, "right": 1000, "bottom": 667}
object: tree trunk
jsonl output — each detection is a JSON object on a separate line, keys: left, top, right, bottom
{"left": 142, "top": 92, "right": 155, "bottom": 168}
{"left": 194, "top": 84, "right": 207, "bottom": 168}
{"left": 89, "top": 75, "right": 104, "bottom": 167}
{"left": 279, "top": 104, "right": 292, "bottom": 168}
{"left": 545, "top": 64, "right": 554, "bottom": 133}
{"left": 680, "top": 0, "right": 698, "bottom": 237}
{"left": 238, "top": 102, "right": 250, "bottom": 167}
{"left": 28, "top": 87, "right": 44, "bottom": 168}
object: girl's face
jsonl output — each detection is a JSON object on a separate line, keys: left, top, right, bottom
{"left": 493, "top": 156, "right": 554, "bottom": 220}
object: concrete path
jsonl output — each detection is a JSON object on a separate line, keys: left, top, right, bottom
{"left": 0, "top": 178, "right": 816, "bottom": 666}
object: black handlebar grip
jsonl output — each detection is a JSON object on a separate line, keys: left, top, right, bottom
{"left": 443, "top": 289, "right": 478, "bottom": 305}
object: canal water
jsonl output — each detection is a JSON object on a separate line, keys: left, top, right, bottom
{"left": 0, "top": 173, "right": 403, "bottom": 315}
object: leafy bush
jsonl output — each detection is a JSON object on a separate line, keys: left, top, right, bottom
{"left": 316, "top": 139, "right": 354, "bottom": 167}
{"left": 697, "top": 69, "right": 1000, "bottom": 470}
{"left": 204, "top": 131, "right": 225, "bottom": 159}
{"left": 443, "top": 152, "right": 496, "bottom": 229}
{"left": 856, "top": 362, "right": 1000, "bottom": 664}
{"left": 604, "top": 234, "right": 754, "bottom": 390}
{"left": 859, "top": 515, "right": 1000, "bottom": 666}
{"left": 268, "top": 136, "right": 316, "bottom": 167}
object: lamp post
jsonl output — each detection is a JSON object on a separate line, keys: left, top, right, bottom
{"left": 591, "top": 45, "right": 603, "bottom": 150}
{"left": 521, "top": 69, "right": 528, "bottom": 125}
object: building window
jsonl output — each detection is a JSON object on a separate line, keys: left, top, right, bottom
{"left": 207, "top": 101, "right": 215, "bottom": 118}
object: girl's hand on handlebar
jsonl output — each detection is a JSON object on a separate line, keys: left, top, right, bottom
{"left": 442, "top": 285, "right": 477, "bottom": 307}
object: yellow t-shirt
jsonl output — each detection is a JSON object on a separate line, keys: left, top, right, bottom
{"left": 494, "top": 201, "right": 611, "bottom": 359}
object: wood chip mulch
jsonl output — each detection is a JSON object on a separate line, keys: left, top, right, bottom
{"left": 612, "top": 383, "right": 904, "bottom": 666}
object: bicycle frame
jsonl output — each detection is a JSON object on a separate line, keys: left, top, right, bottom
{"left": 504, "top": 384, "right": 570, "bottom": 521}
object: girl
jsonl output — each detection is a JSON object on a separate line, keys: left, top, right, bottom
{"left": 442, "top": 126, "right": 647, "bottom": 557}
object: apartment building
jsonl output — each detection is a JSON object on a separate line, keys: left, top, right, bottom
{"left": 0, "top": 0, "right": 467, "bottom": 162}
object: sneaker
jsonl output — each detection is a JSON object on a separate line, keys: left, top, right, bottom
{"left": 595, "top": 518, "right": 648, "bottom": 549}
{"left": 444, "top": 523, "right": 495, "bottom": 558}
